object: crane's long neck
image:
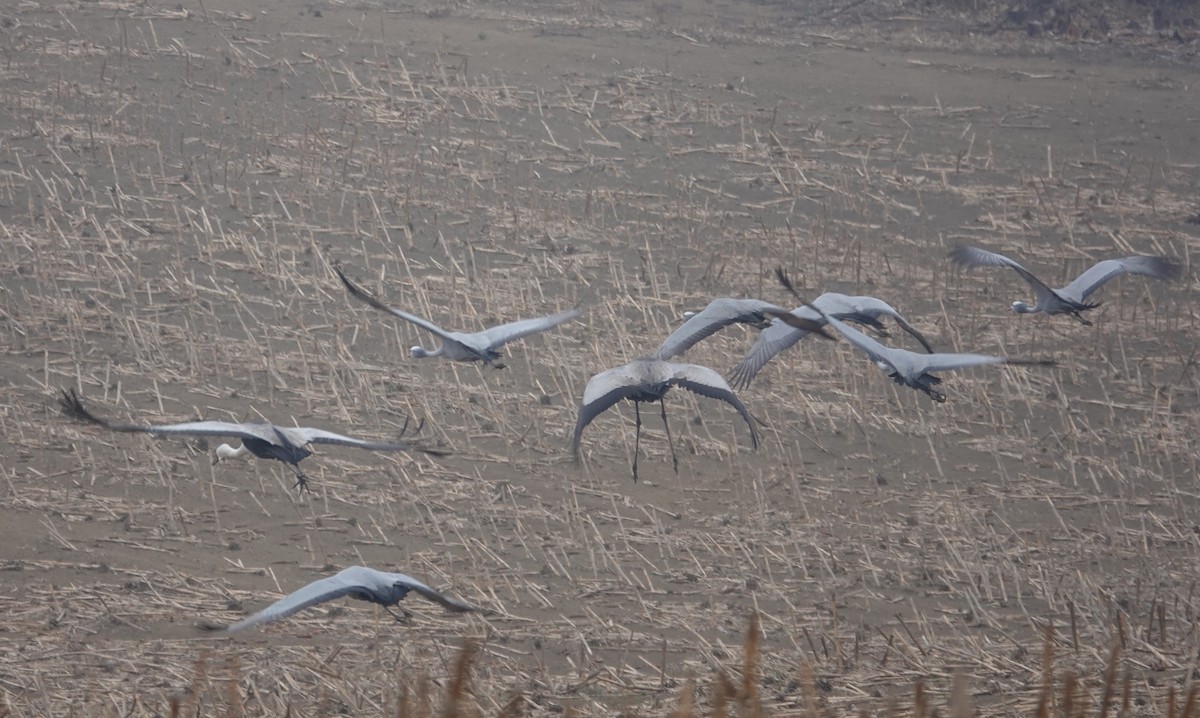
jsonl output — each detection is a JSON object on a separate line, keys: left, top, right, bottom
{"left": 410, "top": 344, "right": 446, "bottom": 359}
{"left": 215, "top": 443, "right": 250, "bottom": 460}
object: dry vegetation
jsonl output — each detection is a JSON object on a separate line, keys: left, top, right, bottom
{"left": 1, "top": 0, "right": 1198, "bottom": 716}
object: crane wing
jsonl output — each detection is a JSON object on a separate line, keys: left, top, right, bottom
{"left": 290, "top": 427, "right": 448, "bottom": 457}
{"left": 335, "top": 267, "right": 458, "bottom": 341}
{"left": 727, "top": 315, "right": 818, "bottom": 389}
{"left": 667, "top": 363, "right": 759, "bottom": 449}
{"left": 59, "top": 389, "right": 278, "bottom": 444}
{"left": 948, "top": 246, "right": 1060, "bottom": 305}
{"left": 812, "top": 294, "right": 888, "bottom": 333}
{"left": 821, "top": 314, "right": 901, "bottom": 372}
{"left": 571, "top": 365, "right": 645, "bottom": 459}
{"left": 886, "top": 312, "right": 935, "bottom": 353}
{"left": 918, "top": 353, "right": 1055, "bottom": 375}
{"left": 652, "top": 299, "right": 777, "bottom": 361}
{"left": 221, "top": 573, "right": 370, "bottom": 633}
{"left": 475, "top": 306, "right": 583, "bottom": 349}
{"left": 401, "top": 578, "right": 480, "bottom": 613}
{"left": 1058, "top": 256, "right": 1180, "bottom": 302}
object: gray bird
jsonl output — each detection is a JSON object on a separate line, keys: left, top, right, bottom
{"left": 572, "top": 358, "right": 758, "bottom": 481}
{"left": 59, "top": 389, "right": 445, "bottom": 492}
{"left": 772, "top": 269, "right": 1054, "bottom": 403}
{"left": 728, "top": 293, "right": 934, "bottom": 390}
{"left": 652, "top": 298, "right": 831, "bottom": 361}
{"left": 948, "top": 245, "right": 1180, "bottom": 325}
{"left": 207, "top": 566, "right": 478, "bottom": 633}
{"left": 336, "top": 266, "right": 582, "bottom": 367}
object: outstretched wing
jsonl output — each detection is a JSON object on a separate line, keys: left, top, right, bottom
{"left": 667, "top": 362, "right": 759, "bottom": 449}
{"left": 771, "top": 270, "right": 901, "bottom": 374}
{"left": 571, "top": 365, "right": 641, "bottom": 459}
{"left": 1058, "top": 256, "right": 1180, "bottom": 302}
{"left": 835, "top": 296, "right": 935, "bottom": 354}
{"left": 888, "top": 312, "right": 935, "bottom": 354}
{"left": 59, "top": 389, "right": 277, "bottom": 444}
{"left": 476, "top": 306, "right": 583, "bottom": 350}
{"left": 335, "top": 267, "right": 458, "bottom": 341}
{"left": 727, "top": 315, "right": 819, "bottom": 389}
{"left": 948, "top": 246, "right": 1059, "bottom": 306}
{"left": 221, "top": 573, "right": 370, "bottom": 633}
{"left": 761, "top": 308, "right": 835, "bottom": 340}
{"left": 290, "top": 426, "right": 449, "bottom": 458}
{"left": 652, "top": 298, "right": 778, "bottom": 361}
{"left": 400, "top": 577, "right": 480, "bottom": 613}
{"left": 918, "top": 353, "right": 1055, "bottom": 375}
{"left": 821, "top": 314, "right": 900, "bottom": 372}
{"left": 917, "top": 352, "right": 1008, "bottom": 374}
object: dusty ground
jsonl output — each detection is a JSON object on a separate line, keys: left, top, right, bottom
{"left": 1, "top": 0, "right": 1199, "bottom": 715}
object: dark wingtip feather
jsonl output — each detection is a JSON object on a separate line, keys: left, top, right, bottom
{"left": 332, "top": 264, "right": 356, "bottom": 293}
{"left": 59, "top": 388, "right": 107, "bottom": 427}
{"left": 398, "top": 415, "right": 427, "bottom": 438}
{"left": 1156, "top": 256, "right": 1184, "bottom": 281}
{"left": 761, "top": 307, "right": 836, "bottom": 341}
{"left": 334, "top": 265, "right": 393, "bottom": 314}
{"left": 773, "top": 266, "right": 800, "bottom": 302}
{"left": 770, "top": 268, "right": 840, "bottom": 340}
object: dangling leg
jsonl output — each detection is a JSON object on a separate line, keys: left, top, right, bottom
{"left": 383, "top": 604, "right": 414, "bottom": 624}
{"left": 659, "top": 398, "right": 678, "bottom": 474}
{"left": 1072, "top": 311, "right": 1093, "bottom": 327}
{"left": 917, "top": 375, "right": 947, "bottom": 403}
{"left": 289, "top": 464, "right": 310, "bottom": 494}
{"left": 631, "top": 402, "right": 642, "bottom": 482}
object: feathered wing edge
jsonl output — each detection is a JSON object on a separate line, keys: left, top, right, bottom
{"left": 201, "top": 569, "right": 482, "bottom": 633}
{"left": 59, "top": 388, "right": 150, "bottom": 433}
{"left": 671, "top": 377, "right": 760, "bottom": 449}
{"left": 570, "top": 384, "right": 635, "bottom": 461}
{"left": 407, "top": 581, "right": 482, "bottom": 613}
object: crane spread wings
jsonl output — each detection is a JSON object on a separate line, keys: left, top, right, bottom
{"left": 476, "top": 306, "right": 583, "bottom": 349}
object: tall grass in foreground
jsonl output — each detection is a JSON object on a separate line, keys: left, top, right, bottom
{"left": 162, "top": 616, "right": 1200, "bottom": 718}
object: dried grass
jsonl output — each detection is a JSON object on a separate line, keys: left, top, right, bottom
{"left": 1, "top": 0, "right": 1198, "bottom": 716}
{"left": 37, "top": 614, "right": 1173, "bottom": 717}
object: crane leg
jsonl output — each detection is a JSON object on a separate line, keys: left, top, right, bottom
{"left": 632, "top": 402, "right": 642, "bottom": 483}
{"left": 289, "top": 465, "right": 311, "bottom": 494}
{"left": 659, "top": 398, "right": 678, "bottom": 474}
{"left": 383, "top": 604, "right": 414, "bottom": 624}
{"left": 1072, "top": 311, "right": 1093, "bottom": 327}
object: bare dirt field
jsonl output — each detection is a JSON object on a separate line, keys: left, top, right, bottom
{"left": 1, "top": 0, "right": 1199, "bottom": 715}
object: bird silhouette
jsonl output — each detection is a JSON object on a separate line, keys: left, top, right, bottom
{"left": 771, "top": 268, "right": 1054, "bottom": 403}
{"left": 336, "top": 266, "right": 583, "bottom": 367}
{"left": 949, "top": 245, "right": 1180, "bottom": 325}
{"left": 59, "top": 388, "right": 444, "bottom": 492}
{"left": 572, "top": 358, "right": 758, "bottom": 481}
{"left": 204, "top": 566, "right": 478, "bottom": 633}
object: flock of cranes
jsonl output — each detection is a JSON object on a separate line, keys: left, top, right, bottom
{"left": 58, "top": 245, "right": 1180, "bottom": 631}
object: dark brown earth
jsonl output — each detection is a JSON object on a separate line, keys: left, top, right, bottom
{"left": 0, "top": 0, "right": 1198, "bottom": 715}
